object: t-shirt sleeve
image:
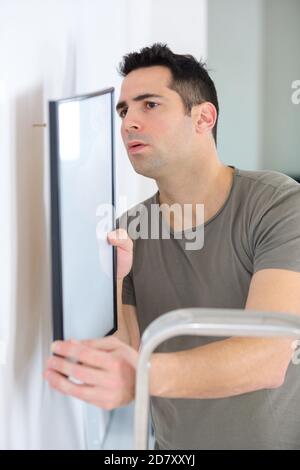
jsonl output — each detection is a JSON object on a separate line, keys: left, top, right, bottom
{"left": 252, "top": 184, "right": 300, "bottom": 273}
{"left": 122, "top": 269, "right": 137, "bottom": 306}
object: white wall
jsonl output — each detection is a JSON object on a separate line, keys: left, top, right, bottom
{"left": 0, "top": 0, "right": 128, "bottom": 450}
{"left": 207, "top": 0, "right": 300, "bottom": 175}
{"left": 262, "top": 0, "right": 300, "bottom": 175}
{"left": 0, "top": 0, "right": 207, "bottom": 450}
{"left": 207, "top": 0, "right": 264, "bottom": 170}
{"left": 149, "top": 0, "right": 207, "bottom": 60}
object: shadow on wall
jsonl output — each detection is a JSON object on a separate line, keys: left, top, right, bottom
{"left": 13, "top": 85, "right": 52, "bottom": 385}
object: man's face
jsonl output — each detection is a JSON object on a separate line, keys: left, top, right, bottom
{"left": 117, "top": 66, "right": 195, "bottom": 179}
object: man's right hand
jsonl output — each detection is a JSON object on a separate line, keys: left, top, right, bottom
{"left": 107, "top": 229, "right": 133, "bottom": 279}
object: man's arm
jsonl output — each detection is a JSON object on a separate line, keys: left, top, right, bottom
{"left": 114, "top": 279, "right": 140, "bottom": 351}
{"left": 107, "top": 228, "right": 140, "bottom": 350}
{"left": 150, "top": 269, "right": 300, "bottom": 399}
{"left": 45, "top": 243, "right": 300, "bottom": 407}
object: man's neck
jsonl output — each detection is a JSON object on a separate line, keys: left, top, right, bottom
{"left": 156, "top": 158, "right": 234, "bottom": 229}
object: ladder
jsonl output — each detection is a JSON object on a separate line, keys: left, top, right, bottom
{"left": 134, "top": 308, "right": 300, "bottom": 449}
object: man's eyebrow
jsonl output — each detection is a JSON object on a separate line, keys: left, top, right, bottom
{"left": 116, "top": 93, "right": 165, "bottom": 113}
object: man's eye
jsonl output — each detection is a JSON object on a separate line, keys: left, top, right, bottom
{"left": 119, "top": 102, "right": 158, "bottom": 118}
{"left": 119, "top": 109, "right": 127, "bottom": 118}
{"left": 146, "top": 101, "right": 159, "bottom": 109}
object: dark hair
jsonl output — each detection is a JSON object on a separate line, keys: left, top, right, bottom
{"left": 118, "top": 43, "right": 219, "bottom": 144}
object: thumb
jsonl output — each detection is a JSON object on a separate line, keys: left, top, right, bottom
{"left": 107, "top": 229, "right": 133, "bottom": 252}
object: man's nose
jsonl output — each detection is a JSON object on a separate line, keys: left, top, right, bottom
{"left": 123, "top": 111, "right": 142, "bottom": 132}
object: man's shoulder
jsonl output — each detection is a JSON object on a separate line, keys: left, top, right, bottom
{"left": 235, "top": 167, "right": 300, "bottom": 195}
{"left": 232, "top": 168, "right": 300, "bottom": 232}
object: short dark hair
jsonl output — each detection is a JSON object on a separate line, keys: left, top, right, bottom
{"left": 118, "top": 43, "right": 219, "bottom": 144}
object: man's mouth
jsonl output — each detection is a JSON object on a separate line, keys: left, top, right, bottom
{"left": 128, "top": 143, "right": 149, "bottom": 154}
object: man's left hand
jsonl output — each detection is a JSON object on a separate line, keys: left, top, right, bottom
{"left": 44, "top": 336, "right": 138, "bottom": 409}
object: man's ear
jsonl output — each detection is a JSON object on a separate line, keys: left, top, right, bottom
{"left": 191, "top": 102, "right": 217, "bottom": 135}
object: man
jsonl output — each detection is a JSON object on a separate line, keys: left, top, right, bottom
{"left": 45, "top": 44, "right": 300, "bottom": 449}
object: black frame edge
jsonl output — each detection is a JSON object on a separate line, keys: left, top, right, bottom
{"left": 49, "top": 101, "right": 64, "bottom": 340}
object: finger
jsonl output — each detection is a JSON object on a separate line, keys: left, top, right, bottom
{"left": 81, "top": 335, "right": 123, "bottom": 350}
{"left": 51, "top": 341, "right": 114, "bottom": 370}
{"left": 45, "top": 369, "right": 101, "bottom": 403}
{"left": 107, "top": 229, "right": 133, "bottom": 252}
{"left": 81, "top": 339, "right": 103, "bottom": 348}
{"left": 46, "top": 356, "right": 107, "bottom": 387}
{"left": 83, "top": 336, "right": 138, "bottom": 369}
{"left": 45, "top": 369, "right": 117, "bottom": 407}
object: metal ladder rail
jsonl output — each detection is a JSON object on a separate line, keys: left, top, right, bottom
{"left": 134, "top": 308, "right": 300, "bottom": 449}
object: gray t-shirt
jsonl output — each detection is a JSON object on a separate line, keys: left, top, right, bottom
{"left": 120, "top": 167, "right": 300, "bottom": 449}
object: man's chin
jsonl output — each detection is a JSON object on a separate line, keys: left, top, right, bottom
{"left": 132, "top": 165, "right": 158, "bottom": 179}
{"left": 129, "top": 154, "right": 166, "bottom": 179}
